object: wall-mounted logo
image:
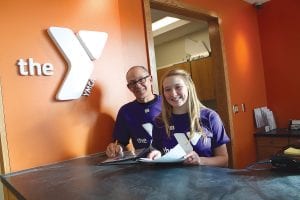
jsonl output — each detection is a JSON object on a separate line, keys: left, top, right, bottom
{"left": 48, "top": 27, "right": 108, "bottom": 100}
{"left": 16, "top": 58, "right": 54, "bottom": 76}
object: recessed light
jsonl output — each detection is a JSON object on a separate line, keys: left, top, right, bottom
{"left": 152, "top": 16, "right": 180, "bottom": 31}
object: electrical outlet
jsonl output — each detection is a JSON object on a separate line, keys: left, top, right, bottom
{"left": 232, "top": 104, "right": 239, "bottom": 114}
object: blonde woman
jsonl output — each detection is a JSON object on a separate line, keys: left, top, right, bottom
{"left": 148, "top": 69, "right": 229, "bottom": 167}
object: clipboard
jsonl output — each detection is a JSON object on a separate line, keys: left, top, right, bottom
{"left": 98, "top": 148, "right": 149, "bottom": 165}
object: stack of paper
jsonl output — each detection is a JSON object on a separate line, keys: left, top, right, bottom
{"left": 254, "top": 106, "right": 277, "bottom": 130}
{"left": 254, "top": 108, "right": 266, "bottom": 128}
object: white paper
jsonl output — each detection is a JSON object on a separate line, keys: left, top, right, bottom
{"left": 267, "top": 111, "right": 277, "bottom": 130}
{"left": 139, "top": 144, "right": 186, "bottom": 163}
{"left": 254, "top": 108, "right": 266, "bottom": 128}
{"left": 254, "top": 106, "right": 277, "bottom": 130}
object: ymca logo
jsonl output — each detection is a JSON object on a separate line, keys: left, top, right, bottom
{"left": 48, "top": 27, "right": 108, "bottom": 100}
{"left": 136, "top": 138, "right": 148, "bottom": 144}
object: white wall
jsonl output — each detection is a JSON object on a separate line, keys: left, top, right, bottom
{"left": 155, "top": 29, "right": 210, "bottom": 68}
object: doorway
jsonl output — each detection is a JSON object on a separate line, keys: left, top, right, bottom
{"left": 143, "top": 0, "right": 234, "bottom": 167}
{"left": 151, "top": 8, "right": 216, "bottom": 110}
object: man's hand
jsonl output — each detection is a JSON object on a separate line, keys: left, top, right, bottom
{"left": 106, "top": 142, "right": 123, "bottom": 158}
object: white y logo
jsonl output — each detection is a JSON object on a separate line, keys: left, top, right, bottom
{"left": 48, "top": 27, "right": 108, "bottom": 100}
{"left": 142, "top": 123, "right": 153, "bottom": 137}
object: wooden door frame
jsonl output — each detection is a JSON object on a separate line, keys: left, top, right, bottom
{"left": 0, "top": 79, "right": 10, "bottom": 174}
{"left": 142, "top": 0, "right": 235, "bottom": 167}
{"left": 1, "top": 78, "right": 11, "bottom": 200}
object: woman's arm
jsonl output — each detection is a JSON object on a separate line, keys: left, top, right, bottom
{"left": 184, "top": 144, "right": 228, "bottom": 167}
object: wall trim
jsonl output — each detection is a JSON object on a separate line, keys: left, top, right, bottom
{"left": 0, "top": 78, "right": 11, "bottom": 174}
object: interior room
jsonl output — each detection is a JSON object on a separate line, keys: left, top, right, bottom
{"left": 0, "top": 0, "right": 299, "bottom": 199}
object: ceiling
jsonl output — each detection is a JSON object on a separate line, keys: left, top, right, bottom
{"left": 151, "top": 9, "right": 208, "bottom": 46}
{"left": 151, "top": 0, "right": 271, "bottom": 46}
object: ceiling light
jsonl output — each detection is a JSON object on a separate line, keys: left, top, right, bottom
{"left": 243, "top": 0, "right": 270, "bottom": 5}
{"left": 152, "top": 16, "right": 180, "bottom": 31}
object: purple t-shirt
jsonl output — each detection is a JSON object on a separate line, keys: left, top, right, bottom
{"left": 113, "top": 95, "right": 161, "bottom": 149}
{"left": 152, "top": 108, "right": 230, "bottom": 157}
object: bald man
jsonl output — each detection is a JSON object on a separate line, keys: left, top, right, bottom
{"left": 106, "top": 66, "right": 162, "bottom": 157}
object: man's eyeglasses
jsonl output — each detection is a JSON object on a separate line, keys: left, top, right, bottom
{"left": 127, "top": 75, "right": 150, "bottom": 89}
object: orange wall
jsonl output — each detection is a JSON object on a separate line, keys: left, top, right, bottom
{"left": 183, "top": 0, "right": 267, "bottom": 168}
{"left": 0, "top": 0, "right": 147, "bottom": 172}
{"left": 258, "top": 0, "right": 300, "bottom": 128}
{"left": 0, "top": 0, "right": 268, "bottom": 171}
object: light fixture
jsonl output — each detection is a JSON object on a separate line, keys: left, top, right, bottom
{"left": 152, "top": 16, "right": 180, "bottom": 31}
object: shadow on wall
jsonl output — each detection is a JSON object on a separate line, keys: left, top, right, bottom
{"left": 73, "top": 83, "right": 115, "bottom": 154}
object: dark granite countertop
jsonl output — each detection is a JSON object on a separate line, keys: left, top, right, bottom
{"left": 1, "top": 153, "right": 300, "bottom": 200}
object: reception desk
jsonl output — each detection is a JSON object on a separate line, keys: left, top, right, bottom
{"left": 1, "top": 153, "right": 299, "bottom": 200}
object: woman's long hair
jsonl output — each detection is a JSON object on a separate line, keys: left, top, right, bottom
{"left": 159, "top": 69, "right": 204, "bottom": 139}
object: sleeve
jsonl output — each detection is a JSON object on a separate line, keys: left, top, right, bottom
{"left": 208, "top": 110, "right": 230, "bottom": 148}
{"left": 112, "top": 108, "right": 131, "bottom": 146}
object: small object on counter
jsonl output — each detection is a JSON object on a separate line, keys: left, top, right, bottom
{"left": 284, "top": 147, "right": 300, "bottom": 156}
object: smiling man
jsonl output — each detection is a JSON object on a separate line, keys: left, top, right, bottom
{"left": 105, "top": 66, "right": 162, "bottom": 158}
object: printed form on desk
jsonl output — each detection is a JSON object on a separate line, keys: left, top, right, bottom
{"left": 139, "top": 144, "right": 186, "bottom": 163}
{"left": 139, "top": 133, "right": 193, "bottom": 163}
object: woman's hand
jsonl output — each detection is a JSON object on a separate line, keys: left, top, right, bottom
{"left": 147, "top": 150, "right": 161, "bottom": 160}
{"left": 184, "top": 151, "right": 201, "bottom": 165}
{"left": 183, "top": 144, "right": 228, "bottom": 167}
